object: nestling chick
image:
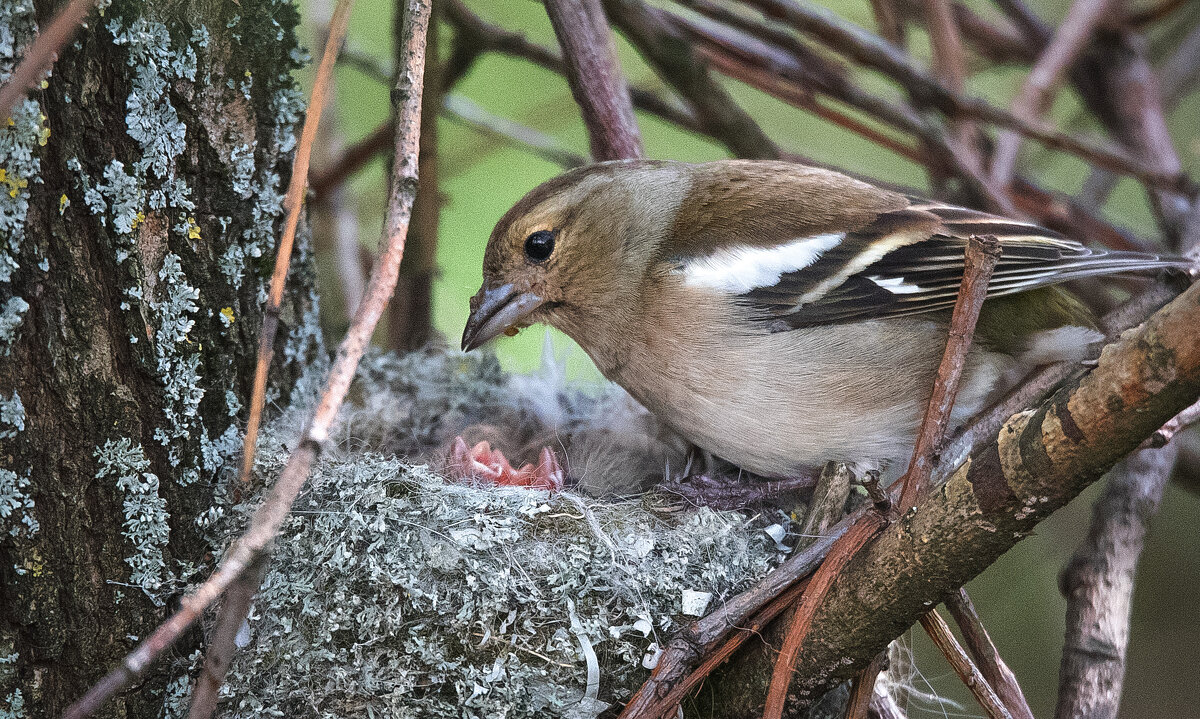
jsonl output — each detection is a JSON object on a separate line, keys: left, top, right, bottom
{"left": 462, "top": 160, "right": 1191, "bottom": 481}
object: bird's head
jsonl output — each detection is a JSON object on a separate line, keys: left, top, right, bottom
{"left": 462, "top": 160, "right": 683, "bottom": 352}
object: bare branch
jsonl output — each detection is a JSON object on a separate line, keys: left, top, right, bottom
{"left": 844, "top": 651, "right": 888, "bottom": 719}
{"left": 730, "top": 0, "right": 1190, "bottom": 194}
{"left": 0, "top": 0, "right": 94, "bottom": 120}
{"left": 237, "top": 0, "right": 357, "bottom": 489}
{"left": 945, "top": 589, "right": 1036, "bottom": 719}
{"left": 702, "top": 277, "right": 1200, "bottom": 717}
{"left": 989, "top": 0, "right": 1118, "bottom": 186}
{"left": 605, "top": 0, "right": 780, "bottom": 159}
{"left": 444, "top": 94, "right": 589, "bottom": 168}
{"left": 60, "top": 0, "right": 432, "bottom": 715}
{"left": 919, "top": 609, "right": 1014, "bottom": 719}
{"left": 1142, "top": 400, "right": 1200, "bottom": 449}
{"left": 544, "top": 0, "right": 643, "bottom": 160}
{"left": 897, "top": 235, "right": 1001, "bottom": 511}
{"left": 764, "top": 514, "right": 888, "bottom": 719}
{"left": 618, "top": 462, "right": 853, "bottom": 719}
{"left": 1055, "top": 445, "right": 1176, "bottom": 719}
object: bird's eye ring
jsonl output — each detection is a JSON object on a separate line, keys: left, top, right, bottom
{"left": 524, "top": 230, "right": 556, "bottom": 263}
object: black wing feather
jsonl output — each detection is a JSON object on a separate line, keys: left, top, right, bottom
{"left": 741, "top": 202, "right": 1191, "bottom": 330}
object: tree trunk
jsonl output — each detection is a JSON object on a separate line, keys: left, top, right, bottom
{"left": 0, "top": 0, "right": 320, "bottom": 715}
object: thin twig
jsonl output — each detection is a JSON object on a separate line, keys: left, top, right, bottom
{"left": 237, "top": 0, "right": 356, "bottom": 488}
{"left": 897, "top": 234, "right": 1001, "bottom": 512}
{"left": 1056, "top": 444, "right": 1177, "bottom": 719}
{"left": 729, "top": 0, "right": 1191, "bottom": 194}
{"left": 920, "top": 609, "right": 1015, "bottom": 719}
{"left": 389, "top": 0, "right": 442, "bottom": 350}
{"left": 844, "top": 651, "right": 888, "bottom": 719}
{"left": 185, "top": 554, "right": 267, "bottom": 719}
{"left": 868, "top": 0, "right": 906, "bottom": 47}
{"left": 620, "top": 464, "right": 850, "bottom": 719}
{"left": 1141, "top": 399, "right": 1200, "bottom": 449}
{"left": 761, "top": 235, "right": 999, "bottom": 718}
{"left": 0, "top": 0, "right": 94, "bottom": 120}
{"left": 605, "top": 0, "right": 780, "bottom": 159}
{"left": 764, "top": 514, "right": 887, "bottom": 719}
{"left": 923, "top": 0, "right": 984, "bottom": 174}
{"left": 989, "top": 0, "right": 1117, "bottom": 186}
{"left": 444, "top": 94, "right": 589, "bottom": 168}
{"left": 945, "top": 589, "right": 1036, "bottom": 719}
{"left": 192, "top": 0, "right": 358, "bottom": 710}
{"left": 544, "top": 0, "right": 643, "bottom": 160}
{"left": 60, "top": 1, "right": 431, "bottom": 715}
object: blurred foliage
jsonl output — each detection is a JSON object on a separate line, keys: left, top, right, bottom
{"left": 298, "top": 0, "right": 1200, "bottom": 716}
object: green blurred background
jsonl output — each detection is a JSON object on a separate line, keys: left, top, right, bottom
{"left": 302, "top": 1, "right": 1200, "bottom": 715}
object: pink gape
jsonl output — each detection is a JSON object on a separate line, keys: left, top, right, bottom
{"left": 446, "top": 437, "right": 565, "bottom": 491}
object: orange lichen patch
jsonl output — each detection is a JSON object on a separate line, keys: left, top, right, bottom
{"left": 446, "top": 437, "right": 564, "bottom": 491}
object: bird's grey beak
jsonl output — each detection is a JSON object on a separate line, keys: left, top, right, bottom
{"left": 461, "top": 283, "right": 545, "bottom": 352}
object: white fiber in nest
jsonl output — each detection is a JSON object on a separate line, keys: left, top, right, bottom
{"left": 201, "top": 346, "right": 792, "bottom": 718}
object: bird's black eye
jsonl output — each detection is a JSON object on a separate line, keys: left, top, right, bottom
{"left": 524, "top": 229, "right": 556, "bottom": 263}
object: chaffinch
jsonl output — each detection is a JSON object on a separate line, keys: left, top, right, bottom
{"left": 461, "top": 159, "right": 1190, "bottom": 481}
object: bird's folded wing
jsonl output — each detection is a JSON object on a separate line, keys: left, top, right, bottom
{"left": 715, "top": 200, "right": 1192, "bottom": 329}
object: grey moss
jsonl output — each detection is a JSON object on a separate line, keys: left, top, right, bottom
{"left": 206, "top": 349, "right": 792, "bottom": 718}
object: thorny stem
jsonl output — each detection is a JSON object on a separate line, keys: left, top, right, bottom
{"left": 60, "top": 0, "right": 431, "bottom": 716}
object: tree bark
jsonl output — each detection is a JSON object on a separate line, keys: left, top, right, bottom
{"left": 0, "top": 1, "right": 319, "bottom": 715}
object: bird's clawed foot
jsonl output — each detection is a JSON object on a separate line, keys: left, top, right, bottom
{"left": 445, "top": 436, "right": 565, "bottom": 491}
{"left": 652, "top": 465, "right": 818, "bottom": 512}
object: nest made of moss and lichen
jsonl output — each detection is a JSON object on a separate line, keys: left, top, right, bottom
{"left": 207, "top": 346, "right": 800, "bottom": 719}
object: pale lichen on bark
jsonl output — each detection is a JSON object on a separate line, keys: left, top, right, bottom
{"left": 0, "top": 0, "right": 324, "bottom": 712}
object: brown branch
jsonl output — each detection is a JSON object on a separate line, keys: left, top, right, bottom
{"left": 989, "top": 0, "right": 1118, "bottom": 186}
{"left": 389, "top": 0, "right": 442, "bottom": 350}
{"left": 0, "top": 0, "right": 94, "bottom": 120}
{"left": 621, "top": 462, "right": 851, "bottom": 719}
{"left": 701, "top": 277, "right": 1200, "bottom": 717}
{"left": 190, "top": 0, "right": 359, "bottom": 707}
{"left": 731, "top": 0, "right": 1191, "bottom": 194}
{"left": 923, "top": 0, "right": 984, "bottom": 174}
{"left": 59, "top": 0, "right": 432, "bottom": 715}
{"left": 1142, "top": 399, "right": 1200, "bottom": 449}
{"left": 919, "top": 609, "right": 1014, "bottom": 719}
{"left": 868, "top": 0, "right": 907, "bottom": 47}
{"left": 237, "top": 0, "right": 356, "bottom": 488}
{"left": 605, "top": 0, "right": 781, "bottom": 159}
{"left": 544, "top": 0, "right": 643, "bottom": 160}
{"left": 1055, "top": 444, "right": 1176, "bottom": 719}
{"left": 185, "top": 554, "right": 267, "bottom": 719}
{"left": 945, "top": 588, "right": 1036, "bottom": 719}
{"left": 844, "top": 651, "right": 888, "bottom": 719}
{"left": 764, "top": 513, "right": 888, "bottom": 719}
{"left": 444, "top": 94, "right": 589, "bottom": 168}
{"left": 763, "top": 234, "right": 998, "bottom": 718}
{"left": 897, "top": 234, "right": 1001, "bottom": 511}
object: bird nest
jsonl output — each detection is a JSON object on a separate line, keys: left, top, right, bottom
{"left": 205, "top": 345, "right": 799, "bottom": 718}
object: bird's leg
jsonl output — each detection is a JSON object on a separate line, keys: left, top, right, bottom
{"left": 654, "top": 451, "right": 819, "bottom": 511}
